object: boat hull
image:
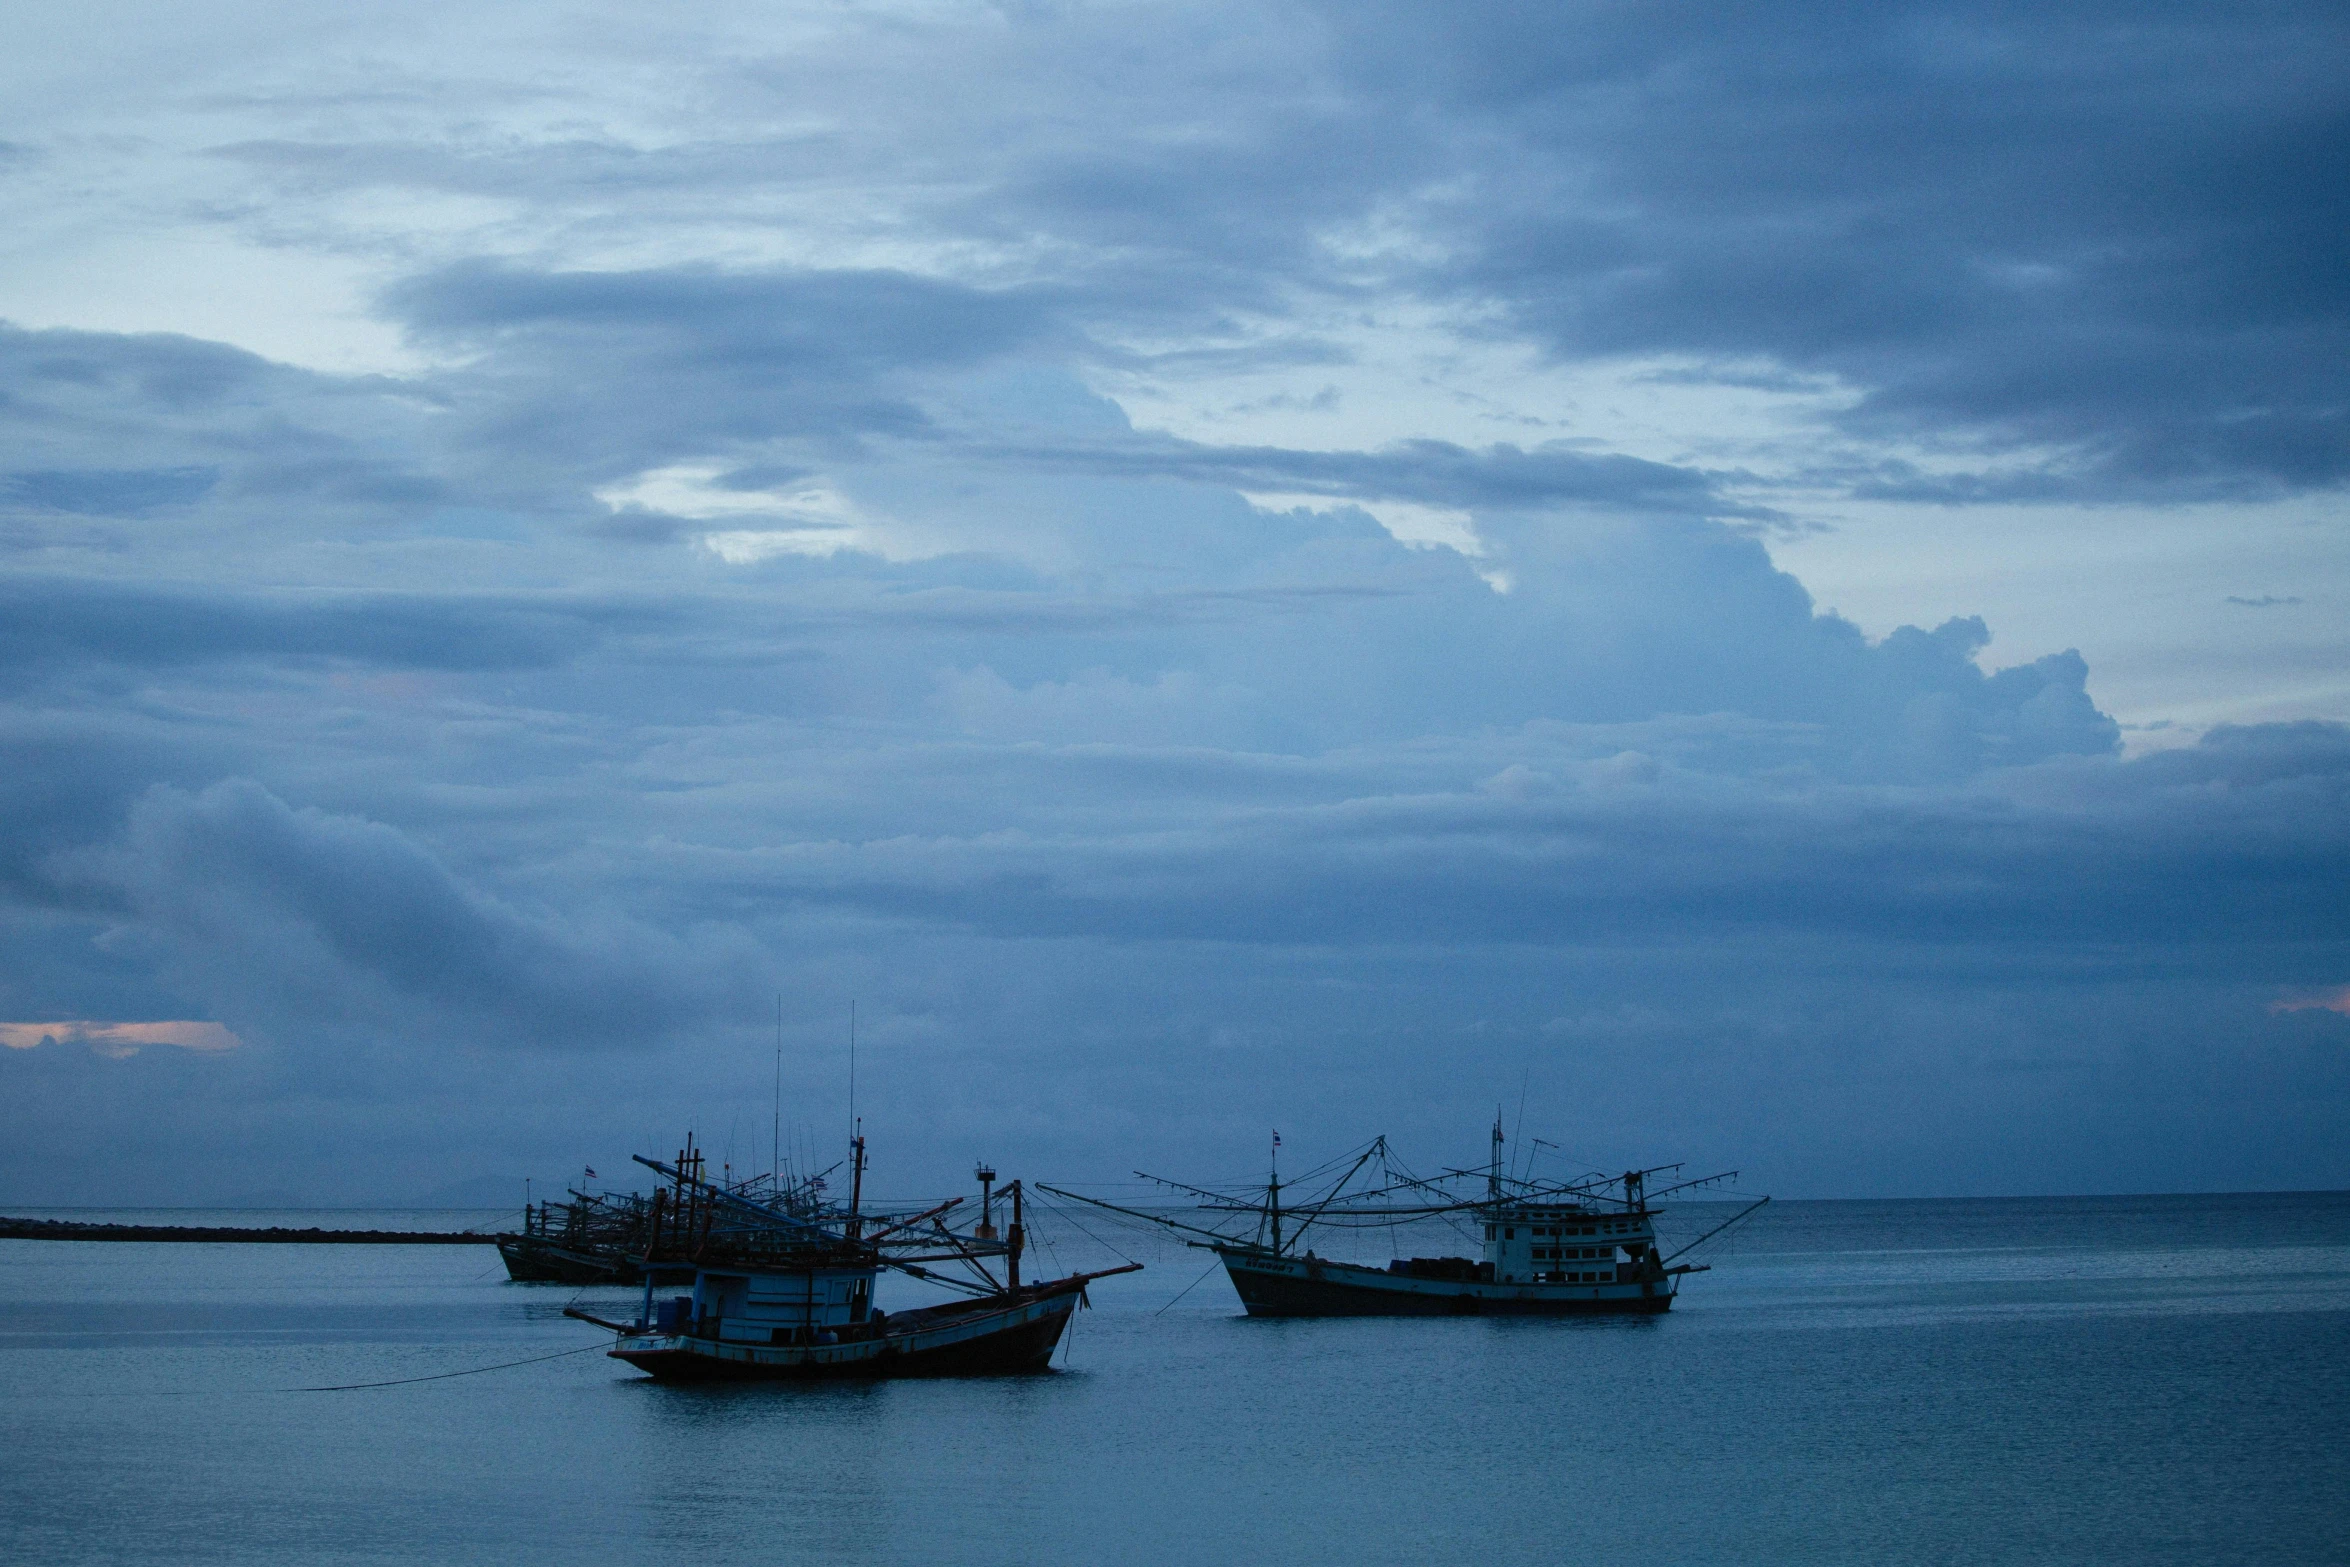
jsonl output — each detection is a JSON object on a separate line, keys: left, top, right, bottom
{"left": 497, "top": 1236, "right": 642, "bottom": 1285}
{"left": 1221, "top": 1250, "right": 1675, "bottom": 1317}
{"left": 609, "top": 1284, "right": 1081, "bottom": 1381}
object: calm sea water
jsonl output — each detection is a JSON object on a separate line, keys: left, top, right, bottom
{"left": 3, "top": 1192, "right": 2344, "bottom": 1565}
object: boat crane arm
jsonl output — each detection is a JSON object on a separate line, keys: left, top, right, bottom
{"left": 1660, "top": 1195, "right": 1771, "bottom": 1264}
{"left": 1131, "top": 1171, "right": 1249, "bottom": 1206}
{"left": 633, "top": 1153, "right": 841, "bottom": 1239}
{"left": 1641, "top": 1169, "right": 1739, "bottom": 1204}
{"left": 1141, "top": 1152, "right": 1439, "bottom": 1220}
{"left": 1034, "top": 1182, "right": 1247, "bottom": 1246}
{"left": 860, "top": 1196, "right": 964, "bottom": 1246}
{"left": 925, "top": 1215, "right": 1001, "bottom": 1292}
{"left": 1280, "top": 1141, "right": 1402, "bottom": 1251}
{"left": 889, "top": 1262, "right": 1001, "bottom": 1296}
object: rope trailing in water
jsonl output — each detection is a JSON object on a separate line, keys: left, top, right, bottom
{"left": 289, "top": 1341, "right": 608, "bottom": 1392}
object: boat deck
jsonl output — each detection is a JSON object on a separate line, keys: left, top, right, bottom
{"left": 608, "top": 1279, "right": 1089, "bottom": 1380}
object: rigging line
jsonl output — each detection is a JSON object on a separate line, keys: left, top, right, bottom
{"left": 1032, "top": 1192, "right": 1139, "bottom": 1267}
{"left": 1282, "top": 1143, "right": 1384, "bottom": 1254}
{"left": 1153, "top": 1255, "right": 1228, "bottom": 1317}
{"left": 287, "top": 1341, "right": 607, "bottom": 1393}
{"left": 1034, "top": 1183, "right": 1241, "bottom": 1246}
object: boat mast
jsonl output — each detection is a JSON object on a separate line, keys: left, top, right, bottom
{"left": 847, "top": 1122, "right": 866, "bottom": 1242}
{"left": 1488, "top": 1109, "right": 1504, "bottom": 1204}
{"left": 1007, "top": 1179, "right": 1023, "bottom": 1290}
{"left": 1267, "top": 1129, "right": 1282, "bottom": 1254}
{"left": 772, "top": 993, "right": 783, "bottom": 1189}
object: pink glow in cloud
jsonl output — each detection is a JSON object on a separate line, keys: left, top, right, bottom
{"left": 2269, "top": 987, "right": 2350, "bottom": 1018}
{"left": 0, "top": 1021, "right": 243, "bottom": 1058}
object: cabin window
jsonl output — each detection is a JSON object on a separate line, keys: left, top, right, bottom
{"left": 1484, "top": 1225, "right": 1495, "bottom": 1240}
{"left": 1504, "top": 1228, "right": 1515, "bottom": 1239}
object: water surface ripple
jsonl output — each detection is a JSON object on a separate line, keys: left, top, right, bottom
{"left": 3, "top": 1192, "right": 2343, "bottom": 1565}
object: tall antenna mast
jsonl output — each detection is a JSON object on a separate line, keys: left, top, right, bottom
{"left": 848, "top": 999, "right": 857, "bottom": 1144}
{"left": 1511, "top": 1069, "right": 1531, "bottom": 1185}
{"left": 772, "top": 992, "right": 783, "bottom": 1183}
{"left": 1489, "top": 1107, "right": 1504, "bottom": 1202}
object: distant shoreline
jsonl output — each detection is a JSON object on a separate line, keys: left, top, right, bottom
{"left": 0, "top": 1216, "right": 500, "bottom": 1244}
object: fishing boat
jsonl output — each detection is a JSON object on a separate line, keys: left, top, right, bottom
{"left": 1041, "top": 1123, "right": 1766, "bottom": 1317}
{"left": 566, "top": 1135, "right": 1137, "bottom": 1379}
{"left": 498, "top": 1185, "right": 655, "bottom": 1283}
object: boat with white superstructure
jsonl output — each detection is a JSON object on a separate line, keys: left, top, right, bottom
{"left": 1044, "top": 1122, "right": 1765, "bottom": 1317}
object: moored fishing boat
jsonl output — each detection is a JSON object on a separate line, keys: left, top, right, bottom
{"left": 567, "top": 1136, "right": 1137, "bottom": 1380}
{"left": 498, "top": 1186, "right": 655, "bottom": 1283}
{"left": 1043, "top": 1123, "right": 1766, "bottom": 1317}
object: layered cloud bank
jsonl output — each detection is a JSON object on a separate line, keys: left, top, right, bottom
{"left": 1, "top": 1, "right": 2343, "bottom": 1200}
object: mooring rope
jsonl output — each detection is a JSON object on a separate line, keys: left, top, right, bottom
{"left": 288, "top": 1340, "right": 607, "bottom": 1392}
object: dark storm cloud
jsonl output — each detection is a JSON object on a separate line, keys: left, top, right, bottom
{"left": 390, "top": 264, "right": 1061, "bottom": 372}
{"left": 0, "top": 322, "right": 456, "bottom": 542}
{"left": 984, "top": 433, "right": 1749, "bottom": 520}
{"left": 383, "top": 263, "right": 1071, "bottom": 477}
{"left": 0, "top": 575, "right": 636, "bottom": 677}
{"left": 381, "top": 262, "right": 1744, "bottom": 525}
{"left": 60, "top": 779, "right": 759, "bottom": 1052}
{"left": 152, "top": 5, "right": 2350, "bottom": 502}
{"left": 212, "top": 131, "right": 840, "bottom": 203}
{"left": 378, "top": 258, "right": 1755, "bottom": 518}
{"left": 0, "top": 467, "right": 218, "bottom": 515}
{"left": 5, "top": 254, "right": 1751, "bottom": 545}
{"left": 638, "top": 719, "right": 2347, "bottom": 957}
{"left": 1309, "top": 0, "right": 2350, "bottom": 496}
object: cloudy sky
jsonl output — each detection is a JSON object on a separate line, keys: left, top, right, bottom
{"left": 3, "top": 0, "right": 2344, "bottom": 1205}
